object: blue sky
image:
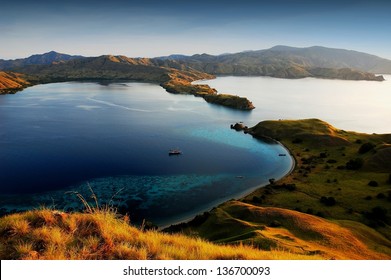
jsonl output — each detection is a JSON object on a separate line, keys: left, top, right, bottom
{"left": 1, "top": 0, "right": 391, "bottom": 59}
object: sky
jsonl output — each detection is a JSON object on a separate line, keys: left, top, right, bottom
{"left": 1, "top": 0, "right": 391, "bottom": 59}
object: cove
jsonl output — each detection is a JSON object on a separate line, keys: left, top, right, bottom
{"left": 0, "top": 82, "right": 292, "bottom": 226}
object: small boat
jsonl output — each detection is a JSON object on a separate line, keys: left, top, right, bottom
{"left": 169, "top": 149, "right": 182, "bottom": 156}
{"left": 279, "top": 153, "right": 287, "bottom": 156}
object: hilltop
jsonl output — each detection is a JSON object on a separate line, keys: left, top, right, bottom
{"left": 0, "top": 51, "right": 83, "bottom": 70}
{"left": 167, "top": 119, "right": 391, "bottom": 259}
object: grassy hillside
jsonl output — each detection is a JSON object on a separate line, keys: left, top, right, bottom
{"left": 0, "top": 208, "right": 318, "bottom": 260}
{"left": 168, "top": 119, "right": 391, "bottom": 259}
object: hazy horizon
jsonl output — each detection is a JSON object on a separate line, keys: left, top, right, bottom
{"left": 1, "top": 0, "right": 391, "bottom": 60}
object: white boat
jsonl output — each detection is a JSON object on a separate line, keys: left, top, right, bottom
{"left": 169, "top": 149, "right": 182, "bottom": 155}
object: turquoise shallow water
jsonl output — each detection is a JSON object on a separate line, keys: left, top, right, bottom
{"left": 0, "top": 82, "right": 293, "bottom": 226}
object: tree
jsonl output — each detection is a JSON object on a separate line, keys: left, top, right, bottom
{"left": 320, "top": 196, "right": 336, "bottom": 206}
{"left": 368, "top": 181, "right": 379, "bottom": 187}
{"left": 358, "top": 142, "right": 375, "bottom": 154}
{"left": 346, "top": 158, "right": 363, "bottom": 170}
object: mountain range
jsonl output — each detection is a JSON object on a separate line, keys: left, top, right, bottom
{"left": 1, "top": 46, "right": 390, "bottom": 108}
{"left": 158, "top": 46, "right": 391, "bottom": 75}
{"left": 1, "top": 45, "right": 391, "bottom": 76}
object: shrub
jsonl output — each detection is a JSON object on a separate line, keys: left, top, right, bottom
{"left": 327, "top": 159, "right": 337, "bottom": 164}
{"left": 368, "top": 206, "right": 388, "bottom": 221}
{"left": 368, "top": 181, "right": 379, "bottom": 187}
{"left": 376, "top": 193, "right": 386, "bottom": 199}
{"left": 320, "top": 196, "right": 336, "bottom": 206}
{"left": 358, "top": 142, "right": 376, "bottom": 154}
{"left": 319, "top": 152, "right": 327, "bottom": 158}
{"left": 292, "top": 138, "right": 303, "bottom": 144}
{"left": 281, "top": 183, "right": 296, "bottom": 191}
{"left": 316, "top": 211, "right": 325, "bottom": 218}
{"left": 294, "top": 207, "right": 302, "bottom": 212}
{"left": 306, "top": 208, "right": 314, "bottom": 214}
{"left": 346, "top": 158, "right": 363, "bottom": 170}
{"left": 388, "top": 174, "right": 391, "bottom": 184}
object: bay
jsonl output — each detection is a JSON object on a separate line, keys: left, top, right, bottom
{"left": 0, "top": 81, "right": 292, "bottom": 226}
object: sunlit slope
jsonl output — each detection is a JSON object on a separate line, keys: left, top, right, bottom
{"left": 0, "top": 71, "right": 30, "bottom": 93}
{"left": 0, "top": 209, "right": 318, "bottom": 260}
{"left": 186, "top": 201, "right": 390, "bottom": 259}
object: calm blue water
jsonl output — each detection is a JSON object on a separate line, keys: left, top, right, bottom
{"left": 195, "top": 75, "right": 391, "bottom": 133}
{"left": 0, "top": 82, "right": 292, "bottom": 226}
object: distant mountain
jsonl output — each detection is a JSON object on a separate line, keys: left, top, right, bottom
{"left": 161, "top": 46, "right": 391, "bottom": 77}
{"left": 2, "top": 46, "right": 389, "bottom": 97}
{"left": 11, "top": 55, "right": 183, "bottom": 84}
{"left": 249, "top": 46, "right": 391, "bottom": 74}
{"left": 0, "top": 51, "right": 84, "bottom": 70}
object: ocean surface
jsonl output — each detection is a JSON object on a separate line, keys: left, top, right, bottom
{"left": 0, "top": 81, "right": 292, "bottom": 226}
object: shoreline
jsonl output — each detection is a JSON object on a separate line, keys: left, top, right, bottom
{"left": 159, "top": 132, "right": 296, "bottom": 229}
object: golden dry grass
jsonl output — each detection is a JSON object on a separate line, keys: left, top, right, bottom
{"left": 0, "top": 208, "right": 320, "bottom": 260}
{"left": 0, "top": 71, "right": 30, "bottom": 91}
{"left": 184, "top": 201, "right": 390, "bottom": 259}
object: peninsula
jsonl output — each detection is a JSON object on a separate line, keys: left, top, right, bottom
{"left": 0, "top": 53, "right": 255, "bottom": 110}
{"left": 167, "top": 119, "right": 391, "bottom": 259}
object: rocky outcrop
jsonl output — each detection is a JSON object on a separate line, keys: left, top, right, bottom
{"left": 202, "top": 94, "right": 255, "bottom": 110}
{"left": 230, "top": 122, "right": 250, "bottom": 131}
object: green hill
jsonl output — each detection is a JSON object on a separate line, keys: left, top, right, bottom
{"left": 167, "top": 119, "right": 391, "bottom": 259}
